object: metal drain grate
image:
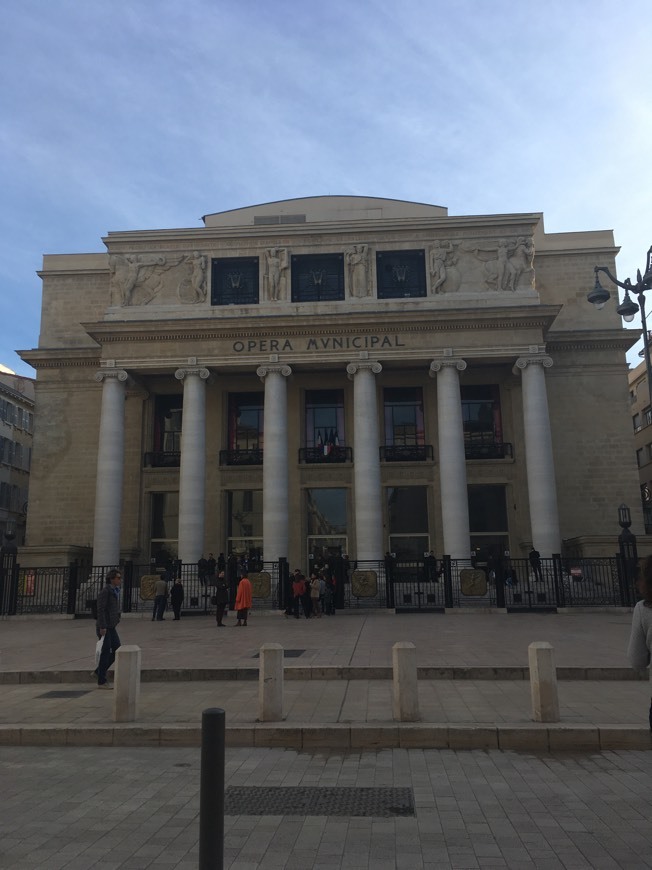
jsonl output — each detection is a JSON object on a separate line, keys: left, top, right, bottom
{"left": 225, "top": 786, "right": 414, "bottom": 817}
{"left": 252, "top": 649, "right": 305, "bottom": 659}
{"left": 37, "top": 690, "right": 92, "bottom": 699}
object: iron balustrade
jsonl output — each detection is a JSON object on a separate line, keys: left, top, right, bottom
{"left": 464, "top": 441, "right": 513, "bottom": 460}
{"left": 0, "top": 555, "right": 638, "bottom": 615}
{"left": 380, "top": 445, "right": 434, "bottom": 462}
{"left": 144, "top": 451, "right": 181, "bottom": 468}
{"left": 219, "top": 449, "right": 263, "bottom": 466}
{"left": 299, "top": 446, "right": 353, "bottom": 464}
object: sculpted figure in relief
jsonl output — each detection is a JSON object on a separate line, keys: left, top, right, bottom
{"left": 178, "top": 251, "right": 207, "bottom": 303}
{"left": 346, "top": 244, "right": 370, "bottom": 298}
{"left": 429, "top": 240, "right": 459, "bottom": 294}
{"left": 509, "top": 236, "right": 535, "bottom": 290}
{"left": 111, "top": 253, "right": 186, "bottom": 305}
{"left": 264, "top": 248, "right": 288, "bottom": 301}
{"left": 472, "top": 238, "right": 534, "bottom": 292}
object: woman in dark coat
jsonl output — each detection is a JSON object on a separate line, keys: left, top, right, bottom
{"left": 170, "top": 578, "right": 184, "bottom": 620}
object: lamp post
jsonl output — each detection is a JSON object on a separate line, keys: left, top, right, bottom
{"left": 587, "top": 245, "right": 652, "bottom": 390}
{"left": 617, "top": 504, "right": 638, "bottom": 607}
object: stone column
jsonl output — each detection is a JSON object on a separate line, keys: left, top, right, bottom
{"left": 514, "top": 356, "right": 561, "bottom": 556}
{"left": 429, "top": 360, "right": 470, "bottom": 559}
{"left": 175, "top": 367, "right": 210, "bottom": 564}
{"left": 257, "top": 365, "right": 292, "bottom": 561}
{"left": 346, "top": 361, "right": 383, "bottom": 561}
{"left": 92, "top": 369, "right": 128, "bottom": 566}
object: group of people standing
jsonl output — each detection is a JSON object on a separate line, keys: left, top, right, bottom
{"left": 287, "top": 568, "right": 336, "bottom": 619}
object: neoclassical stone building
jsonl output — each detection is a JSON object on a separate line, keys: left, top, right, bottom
{"left": 19, "top": 196, "right": 642, "bottom": 567}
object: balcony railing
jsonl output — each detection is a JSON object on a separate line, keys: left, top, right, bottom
{"left": 380, "top": 445, "right": 434, "bottom": 462}
{"left": 144, "top": 451, "right": 181, "bottom": 468}
{"left": 464, "top": 441, "right": 513, "bottom": 460}
{"left": 219, "top": 449, "right": 263, "bottom": 466}
{"left": 299, "top": 446, "right": 353, "bottom": 464}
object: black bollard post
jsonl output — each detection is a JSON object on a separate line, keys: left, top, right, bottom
{"left": 199, "top": 707, "right": 225, "bottom": 870}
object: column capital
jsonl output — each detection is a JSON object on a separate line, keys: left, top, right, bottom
{"left": 429, "top": 359, "right": 466, "bottom": 377}
{"left": 174, "top": 367, "right": 210, "bottom": 381}
{"left": 346, "top": 361, "right": 382, "bottom": 379}
{"left": 94, "top": 369, "right": 129, "bottom": 384}
{"left": 513, "top": 355, "right": 553, "bottom": 375}
{"left": 257, "top": 364, "right": 292, "bottom": 381}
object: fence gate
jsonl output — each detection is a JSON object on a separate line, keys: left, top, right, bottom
{"left": 388, "top": 561, "right": 446, "bottom": 612}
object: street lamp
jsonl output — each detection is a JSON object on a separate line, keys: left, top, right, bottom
{"left": 587, "top": 245, "right": 652, "bottom": 389}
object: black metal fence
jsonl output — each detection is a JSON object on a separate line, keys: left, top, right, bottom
{"left": 0, "top": 553, "right": 640, "bottom": 616}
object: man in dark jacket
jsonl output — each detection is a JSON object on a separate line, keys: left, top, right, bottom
{"left": 95, "top": 568, "right": 122, "bottom": 688}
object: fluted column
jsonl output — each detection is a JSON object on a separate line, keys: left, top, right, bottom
{"left": 514, "top": 356, "right": 561, "bottom": 555}
{"left": 346, "top": 361, "right": 383, "bottom": 561}
{"left": 92, "top": 369, "right": 128, "bottom": 566}
{"left": 175, "top": 367, "right": 210, "bottom": 563}
{"left": 429, "top": 360, "right": 470, "bottom": 559}
{"left": 257, "top": 365, "right": 292, "bottom": 561}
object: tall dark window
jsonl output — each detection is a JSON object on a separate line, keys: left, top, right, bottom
{"left": 228, "top": 393, "right": 264, "bottom": 451}
{"left": 384, "top": 388, "right": 424, "bottom": 446}
{"left": 211, "top": 257, "right": 259, "bottom": 306}
{"left": 461, "top": 385, "right": 503, "bottom": 455}
{"left": 376, "top": 250, "right": 426, "bottom": 299}
{"left": 305, "top": 390, "right": 345, "bottom": 450}
{"left": 153, "top": 395, "right": 183, "bottom": 453}
{"left": 291, "top": 253, "right": 345, "bottom": 302}
{"left": 468, "top": 484, "right": 508, "bottom": 562}
{"left": 150, "top": 492, "right": 179, "bottom": 564}
{"left": 386, "top": 486, "right": 429, "bottom": 560}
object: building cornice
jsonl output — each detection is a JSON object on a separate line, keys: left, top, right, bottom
{"left": 101, "top": 213, "right": 545, "bottom": 249}
{"left": 80, "top": 305, "right": 562, "bottom": 345}
{"left": 17, "top": 347, "right": 101, "bottom": 370}
{"left": 545, "top": 328, "right": 640, "bottom": 353}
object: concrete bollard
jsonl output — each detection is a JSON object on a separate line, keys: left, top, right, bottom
{"left": 528, "top": 641, "right": 560, "bottom": 722}
{"left": 113, "top": 645, "right": 141, "bottom": 723}
{"left": 259, "top": 643, "right": 284, "bottom": 722}
{"left": 392, "top": 641, "right": 420, "bottom": 722}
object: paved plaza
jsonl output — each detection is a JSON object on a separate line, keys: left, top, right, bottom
{"left": 1, "top": 611, "right": 651, "bottom": 868}
{"left": 3, "top": 745, "right": 652, "bottom": 870}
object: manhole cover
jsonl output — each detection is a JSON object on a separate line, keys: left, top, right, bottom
{"left": 37, "top": 690, "right": 91, "bottom": 699}
{"left": 225, "top": 786, "right": 414, "bottom": 817}
{"left": 252, "top": 649, "right": 305, "bottom": 659}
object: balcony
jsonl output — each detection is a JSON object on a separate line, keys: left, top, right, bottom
{"left": 380, "top": 445, "right": 434, "bottom": 462}
{"left": 219, "top": 449, "right": 263, "bottom": 466}
{"left": 464, "top": 441, "right": 513, "bottom": 460}
{"left": 144, "top": 451, "right": 180, "bottom": 468}
{"left": 299, "top": 446, "right": 353, "bottom": 464}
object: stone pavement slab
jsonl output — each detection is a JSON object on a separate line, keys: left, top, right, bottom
{"left": 0, "top": 610, "right": 638, "bottom": 673}
{"left": 2, "top": 746, "right": 652, "bottom": 869}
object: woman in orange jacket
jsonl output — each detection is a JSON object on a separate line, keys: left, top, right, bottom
{"left": 234, "top": 575, "right": 253, "bottom": 626}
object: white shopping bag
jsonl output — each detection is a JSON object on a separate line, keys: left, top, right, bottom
{"left": 94, "top": 637, "right": 104, "bottom": 669}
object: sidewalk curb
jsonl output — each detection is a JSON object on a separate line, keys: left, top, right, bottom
{"left": 0, "top": 722, "right": 649, "bottom": 751}
{"left": 0, "top": 666, "right": 646, "bottom": 684}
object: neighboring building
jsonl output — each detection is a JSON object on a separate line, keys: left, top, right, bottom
{"left": 0, "top": 366, "right": 34, "bottom": 545}
{"left": 629, "top": 358, "right": 652, "bottom": 533}
{"left": 18, "top": 196, "right": 642, "bottom": 568}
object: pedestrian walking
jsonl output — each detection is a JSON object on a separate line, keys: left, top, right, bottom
{"left": 627, "top": 555, "right": 652, "bottom": 731}
{"left": 310, "top": 573, "right": 322, "bottom": 617}
{"left": 152, "top": 574, "right": 168, "bottom": 621}
{"left": 214, "top": 571, "right": 229, "bottom": 627}
{"left": 235, "top": 574, "right": 253, "bottom": 626}
{"left": 170, "top": 577, "right": 184, "bottom": 620}
{"left": 93, "top": 568, "right": 122, "bottom": 689}
{"left": 291, "top": 570, "right": 306, "bottom": 618}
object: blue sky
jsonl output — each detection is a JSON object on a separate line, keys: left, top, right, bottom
{"left": 2, "top": 0, "right": 651, "bottom": 377}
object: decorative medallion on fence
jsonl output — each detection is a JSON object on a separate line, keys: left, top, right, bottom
{"left": 249, "top": 571, "right": 271, "bottom": 598}
{"left": 459, "top": 568, "right": 488, "bottom": 596}
{"left": 351, "top": 569, "right": 378, "bottom": 597}
{"left": 139, "top": 575, "right": 159, "bottom": 600}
